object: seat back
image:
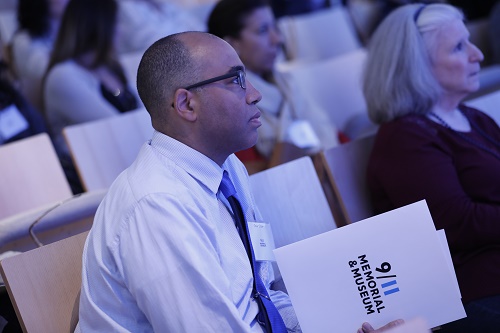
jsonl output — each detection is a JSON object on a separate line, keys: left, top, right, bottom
{"left": 277, "top": 6, "right": 362, "bottom": 63}
{"left": 249, "top": 156, "right": 337, "bottom": 250}
{"left": 466, "top": 89, "right": 500, "bottom": 126}
{"left": 320, "top": 135, "right": 375, "bottom": 224}
{"left": 275, "top": 49, "right": 371, "bottom": 134}
{"left": 0, "top": 189, "right": 105, "bottom": 253}
{"left": 0, "top": 231, "right": 88, "bottom": 333}
{"left": 0, "top": 133, "right": 73, "bottom": 220}
{"left": 63, "top": 109, "right": 154, "bottom": 191}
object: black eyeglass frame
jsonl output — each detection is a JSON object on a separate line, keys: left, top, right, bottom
{"left": 183, "top": 70, "right": 246, "bottom": 90}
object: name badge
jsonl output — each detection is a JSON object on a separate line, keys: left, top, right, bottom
{"left": 0, "top": 104, "right": 29, "bottom": 141}
{"left": 248, "top": 222, "right": 276, "bottom": 262}
{"left": 287, "top": 119, "right": 321, "bottom": 149}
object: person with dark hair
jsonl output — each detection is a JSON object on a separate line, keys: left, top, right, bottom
{"left": 208, "top": 0, "right": 339, "bottom": 169}
{"left": 78, "top": 31, "right": 402, "bottom": 333}
{"left": 10, "top": 0, "right": 69, "bottom": 111}
{"left": 44, "top": 0, "right": 138, "bottom": 159}
{"left": 364, "top": 4, "right": 500, "bottom": 332}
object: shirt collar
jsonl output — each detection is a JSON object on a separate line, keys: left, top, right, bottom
{"left": 149, "top": 130, "right": 225, "bottom": 195}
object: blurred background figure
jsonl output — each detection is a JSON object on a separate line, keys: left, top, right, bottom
{"left": 364, "top": 4, "right": 500, "bottom": 332}
{"left": 10, "top": 0, "right": 69, "bottom": 111}
{"left": 44, "top": 0, "right": 139, "bottom": 193}
{"left": 0, "top": 53, "right": 47, "bottom": 146}
{"left": 115, "top": 0, "right": 206, "bottom": 54}
{"left": 208, "top": 0, "right": 339, "bottom": 172}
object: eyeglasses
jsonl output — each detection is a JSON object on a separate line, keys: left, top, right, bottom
{"left": 184, "top": 70, "right": 246, "bottom": 90}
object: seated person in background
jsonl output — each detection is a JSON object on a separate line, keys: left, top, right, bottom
{"left": 115, "top": 0, "right": 206, "bottom": 54}
{"left": 10, "top": 0, "right": 69, "bottom": 111}
{"left": 0, "top": 59, "right": 47, "bottom": 145}
{"left": 44, "top": 0, "right": 138, "bottom": 158}
{"left": 79, "top": 31, "right": 401, "bottom": 333}
{"left": 208, "top": 0, "right": 339, "bottom": 170}
{"left": 364, "top": 4, "right": 500, "bottom": 332}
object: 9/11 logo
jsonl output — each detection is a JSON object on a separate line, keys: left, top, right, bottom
{"left": 376, "top": 262, "right": 400, "bottom": 295}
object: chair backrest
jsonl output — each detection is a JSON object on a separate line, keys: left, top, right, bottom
{"left": 63, "top": 109, "right": 154, "bottom": 191}
{"left": 466, "top": 89, "right": 500, "bottom": 126}
{"left": 320, "top": 135, "right": 375, "bottom": 224}
{"left": 0, "top": 189, "right": 105, "bottom": 253}
{"left": 275, "top": 48, "right": 370, "bottom": 133}
{"left": 0, "top": 133, "right": 73, "bottom": 220}
{"left": 277, "top": 6, "right": 362, "bottom": 63}
{"left": 249, "top": 156, "right": 337, "bottom": 250}
{"left": 0, "top": 231, "right": 88, "bottom": 333}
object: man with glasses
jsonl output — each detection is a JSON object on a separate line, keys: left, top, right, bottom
{"left": 78, "top": 31, "right": 401, "bottom": 333}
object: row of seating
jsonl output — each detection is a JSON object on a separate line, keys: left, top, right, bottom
{"left": 3, "top": 82, "right": 500, "bottom": 251}
{"left": 0, "top": 139, "right": 362, "bottom": 333}
{"left": 2, "top": 84, "right": 500, "bottom": 332}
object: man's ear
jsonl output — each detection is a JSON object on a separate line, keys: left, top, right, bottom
{"left": 172, "top": 88, "right": 198, "bottom": 122}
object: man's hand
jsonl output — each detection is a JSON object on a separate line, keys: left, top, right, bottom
{"left": 357, "top": 320, "right": 405, "bottom": 333}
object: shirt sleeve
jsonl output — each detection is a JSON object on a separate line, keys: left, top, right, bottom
{"left": 116, "top": 193, "right": 259, "bottom": 332}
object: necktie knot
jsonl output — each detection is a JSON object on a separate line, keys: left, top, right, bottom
{"left": 219, "top": 170, "right": 237, "bottom": 199}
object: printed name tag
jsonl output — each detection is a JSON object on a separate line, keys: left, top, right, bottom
{"left": 248, "top": 222, "right": 276, "bottom": 262}
{"left": 0, "top": 104, "right": 29, "bottom": 141}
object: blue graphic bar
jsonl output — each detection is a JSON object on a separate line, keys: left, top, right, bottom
{"left": 384, "top": 287, "right": 400, "bottom": 295}
{"left": 381, "top": 280, "right": 397, "bottom": 288}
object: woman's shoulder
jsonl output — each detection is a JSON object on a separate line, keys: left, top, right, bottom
{"left": 373, "top": 113, "right": 441, "bottom": 151}
{"left": 46, "top": 60, "right": 96, "bottom": 86}
{"left": 380, "top": 114, "right": 437, "bottom": 136}
{"left": 460, "top": 103, "right": 496, "bottom": 121}
{"left": 47, "top": 60, "right": 80, "bottom": 74}
{"left": 460, "top": 104, "right": 500, "bottom": 133}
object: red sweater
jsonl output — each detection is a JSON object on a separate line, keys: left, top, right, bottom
{"left": 367, "top": 105, "right": 500, "bottom": 304}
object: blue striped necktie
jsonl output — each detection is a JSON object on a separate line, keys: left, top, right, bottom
{"left": 219, "top": 171, "right": 287, "bottom": 333}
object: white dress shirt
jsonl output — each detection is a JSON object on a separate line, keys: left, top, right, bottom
{"left": 79, "top": 131, "right": 300, "bottom": 332}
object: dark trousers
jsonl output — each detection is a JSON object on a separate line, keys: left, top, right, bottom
{"left": 437, "top": 295, "right": 500, "bottom": 333}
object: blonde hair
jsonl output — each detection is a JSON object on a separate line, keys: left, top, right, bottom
{"left": 363, "top": 4, "right": 464, "bottom": 124}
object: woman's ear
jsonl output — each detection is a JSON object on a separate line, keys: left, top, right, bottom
{"left": 172, "top": 88, "right": 197, "bottom": 122}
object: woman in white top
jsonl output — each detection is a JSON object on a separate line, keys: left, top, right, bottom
{"left": 44, "top": 0, "right": 139, "bottom": 157}
{"left": 208, "top": 0, "right": 339, "bottom": 166}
